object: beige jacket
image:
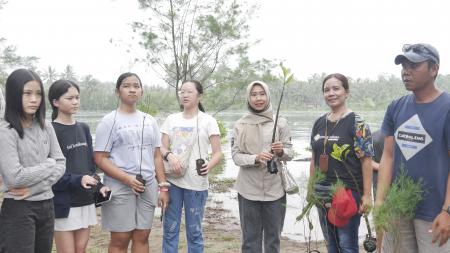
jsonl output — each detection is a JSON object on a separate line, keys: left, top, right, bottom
{"left": 231, "top": 116, "right": 293, "bottom": 201}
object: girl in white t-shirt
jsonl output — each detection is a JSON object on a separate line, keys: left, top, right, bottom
{"left": 160, "top": 80, "right": 223, "bottom": 252}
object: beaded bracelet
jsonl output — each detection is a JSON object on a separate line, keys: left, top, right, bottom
{"left": 158, "top": 181, "right": 171, "bottom": 188}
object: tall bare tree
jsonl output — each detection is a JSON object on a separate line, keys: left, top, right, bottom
{"left": 132, "top": 0, "right": 256, "bottom": 105}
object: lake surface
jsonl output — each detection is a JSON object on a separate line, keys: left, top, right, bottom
{"left": 79, "top": 110, "right": 385, "bottom": 242}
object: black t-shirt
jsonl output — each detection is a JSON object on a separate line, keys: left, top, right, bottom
{"left": 52, "top": 122, "right": 95, "bottom": 207}
{"left": 310, "top": 112, "right": 373, "bottom": 193}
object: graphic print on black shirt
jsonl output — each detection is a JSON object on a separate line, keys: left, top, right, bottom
{"left": 310, "top": 112, "right": 373, "bottom": 192}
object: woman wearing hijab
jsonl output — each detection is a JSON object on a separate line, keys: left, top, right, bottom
{"left": 231, "top": 81, "right": 293, "bottom": 253}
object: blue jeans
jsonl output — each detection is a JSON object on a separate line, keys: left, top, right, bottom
{"left": 317, "top": 190, "right": 361, "bottom": 253}
{"left": 162, "top": 184, "right": 208, "bottom": 253}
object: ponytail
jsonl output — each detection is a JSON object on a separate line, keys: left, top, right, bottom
{"left": 198, "top": 102, "right": 205, "bottom": 112}
{"left": 51, "top": 108, "right": 58, "bottom": 121}
{"left": 48, "top": 79, "right": 80, "bottom": 121}
{"left": 180, "top": 79, "right": 205, "bottom": 112}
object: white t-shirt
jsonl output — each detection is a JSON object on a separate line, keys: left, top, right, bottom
{"left": 160, "top": 111, "right": 220, "bottom": 191}
{"left": 94, "top": 110, "right": 161, "bottom": 186}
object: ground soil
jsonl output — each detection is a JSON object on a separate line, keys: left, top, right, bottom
{"left": 0, "top": 177, "right": 329, "bottom": 252}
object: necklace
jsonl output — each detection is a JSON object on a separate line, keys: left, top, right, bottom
{"left": 318, "top": 110, "right": 347, "bottom": 173}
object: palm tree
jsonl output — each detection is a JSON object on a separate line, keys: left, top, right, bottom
{"left": 60, "top": 65, "right": 78, "bottom": 82}
{"left": 41, "top": 66, "right": 58, "bottom": 87}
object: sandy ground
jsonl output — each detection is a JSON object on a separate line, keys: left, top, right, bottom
{"left": 0, "top": 177, "right": 329, "bottom": 252}
{"left": 83, "top": 182, "right": 328, "bottom": 252}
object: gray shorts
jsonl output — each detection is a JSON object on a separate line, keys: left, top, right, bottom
{"left": 382, "top": 217, "right": 450, "bottom": 253}
{"left": 101, "top": 179, "right": 158, "bottom": 232}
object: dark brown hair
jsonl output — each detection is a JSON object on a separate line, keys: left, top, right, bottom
{"left": 322, "top": 73, "right": 349, "bottom": 93}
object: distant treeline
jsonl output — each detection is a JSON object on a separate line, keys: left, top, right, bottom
{"left": 140, "top": 72, "right": 450, "bottom": 115}
{"left": 2, "top": 68, "right": 450, "bottom": 115}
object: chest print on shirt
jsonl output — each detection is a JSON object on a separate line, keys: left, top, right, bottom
{"left": 331, "top": 143, "right": 350, "bottom": 162}
{"left": 395, "top": 114, "right": 432, "bottom": 160}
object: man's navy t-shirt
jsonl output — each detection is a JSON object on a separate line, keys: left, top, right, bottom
{"left": 381, "top": 92, "right": 450, "bottom": 221}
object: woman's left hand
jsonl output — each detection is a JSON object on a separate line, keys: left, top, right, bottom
{"left": 159, "top": 191, "right": 170, "bottom": 211}
{"left": 200, "top": 163, "right": 209, "bottom": 176}
{"left": 271, "top": 142, "right": 284, "bottom": 156}
{"left": 359, "top": 194, "right": 372, "bottom": 214}
{"left": 81, "top": 175, "right": 98, "bottom": 189}
{"left": 99, "top": 186, "right": 111, "bottom": 197}
{"left": 8, "top": 187, "right": 30, "bottom": 200}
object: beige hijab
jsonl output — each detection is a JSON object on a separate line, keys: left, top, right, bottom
{"left": 236, "top": 81, "right": 274, "bottom": 154}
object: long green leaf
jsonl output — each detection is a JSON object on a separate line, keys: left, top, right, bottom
{"left": 286, "top": 74, "right": 294, "bottom": 84}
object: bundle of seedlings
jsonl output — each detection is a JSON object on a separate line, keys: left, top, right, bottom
{"left": 296, "top": 170, "right": 326, "bottom": 222}
{"left": 330, "top": 179, "right": 346, "bottom": 197}
{"left": 373, "top": 169, "right": 424, "bottom": 233}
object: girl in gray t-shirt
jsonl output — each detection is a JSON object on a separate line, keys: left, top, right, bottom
{"left": 93, "top": 72, "right": 169, "bottom": 252}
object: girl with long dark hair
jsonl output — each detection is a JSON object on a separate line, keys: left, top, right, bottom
{"left": 48, "top": 79, "right": 110, "bottom": 253}
{"left": 0, "top": 69, "right": 66, "bottom": 253}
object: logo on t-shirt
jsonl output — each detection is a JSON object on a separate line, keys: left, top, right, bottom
{"left": 395, "top": 114, "right": 432, "bottom": 160}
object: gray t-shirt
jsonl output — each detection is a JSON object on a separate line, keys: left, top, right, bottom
{"left": 94, "top": 110, "right": 161, "bottom": 187}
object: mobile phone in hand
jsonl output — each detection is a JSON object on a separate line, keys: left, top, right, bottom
{"left": 95, "top": 190, "right": 112, "bottom": 207}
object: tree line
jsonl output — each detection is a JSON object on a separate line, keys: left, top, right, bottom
{"left": 2, "top": 47, "right": 450, "bottom": 114}
{"left": 1, "top": 0, "right": 449, "bottom": 115}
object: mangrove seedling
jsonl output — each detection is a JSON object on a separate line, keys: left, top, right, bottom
{"left": 296, "top": 169, "right": 326, "bottom": 222}
{"left": 267, "top": 63, "right": 294, "bottom": 174}
{"left": 373, "top": 168, "right": 424, "bottom": 233}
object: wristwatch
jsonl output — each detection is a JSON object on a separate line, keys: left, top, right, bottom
{"left": 163, "top": 151, "right": 172, "bottom": 161}
{"left": 444, "top": 205, "right": 450, "bottom": 215}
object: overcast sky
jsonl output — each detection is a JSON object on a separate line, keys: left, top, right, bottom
{"left": 1, "top": 0, "right": 450, "bottom": 85}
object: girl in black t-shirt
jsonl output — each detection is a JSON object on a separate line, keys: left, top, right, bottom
{"left": 48, "top": 80, "right": 110, "bottom": 253}
{"left": 308, "top": 73, "right": 373, "bottom": 253}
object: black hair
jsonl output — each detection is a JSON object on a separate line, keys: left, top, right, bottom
{"left": 426, "top": 60, "right": 439, "bottom": 80}
{"left": 322, "top": 73, "right": 349, "bottom": 93}
{"left": 180, "top": 80, "right": 205, "bottom": 112}
{"left": 48, "top": 79, "right": 80, "bottom": 121}
{"left": 116, "top": 72, "right": 142, "bottom": 90}
{"left": 4, "top": 69, "right": 46, "bottom": 138}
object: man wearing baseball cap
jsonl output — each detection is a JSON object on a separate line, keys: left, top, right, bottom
{"left": 375, "top": 43, "right": 450, "bottom": 252}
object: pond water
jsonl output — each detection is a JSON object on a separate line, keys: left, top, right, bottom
{"left": 80, "top": 110, "right": 385, "bottom": 242}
